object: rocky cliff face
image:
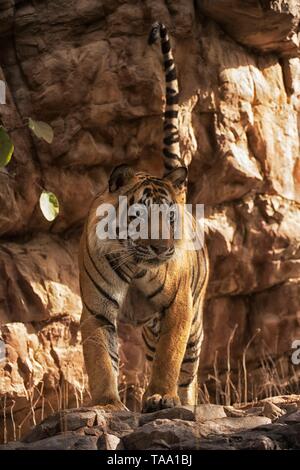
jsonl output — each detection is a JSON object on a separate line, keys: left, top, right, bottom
{"left": 0, "top": 0, "right": 300, "bottom": 441}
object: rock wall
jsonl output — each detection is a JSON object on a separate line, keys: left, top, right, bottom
{"left": 0, "top": 0, "right": 300, "bottom": 440}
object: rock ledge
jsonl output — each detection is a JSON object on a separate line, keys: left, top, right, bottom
{"left": 1, "top": 396, "right": 300, "bottom": 450}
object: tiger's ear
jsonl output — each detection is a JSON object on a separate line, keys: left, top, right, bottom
{"left": 109, "top": 165, "right": 135, "bottom": 192}
{"left": 164, "top": 167, "right": 187, "bottom": 189}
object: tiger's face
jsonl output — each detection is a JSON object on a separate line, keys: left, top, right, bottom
{"left": 108, "top": 164, "right": 187, "bottom": 267}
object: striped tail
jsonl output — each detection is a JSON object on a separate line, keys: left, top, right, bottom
{"left": 148, "top": 22, "right": 185, "bottom": 177}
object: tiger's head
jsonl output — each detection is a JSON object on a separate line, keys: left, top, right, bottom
{"left": 106, "top": 164, "right": 187, "bottom": 267}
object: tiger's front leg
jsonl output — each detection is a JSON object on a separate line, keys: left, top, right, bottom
{"left": 80, "top": 307, "right": 126, "bottom": 411}
{"left": 142, "top": 282, "right": 193, "bottom": 412}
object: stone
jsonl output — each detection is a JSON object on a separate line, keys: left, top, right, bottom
{"left": 105, "top": 411, "right": 140, "bottom": 437}
{"left": 139, "top": 406, "right": 195, "bottom": 426}
{"left": 122, "top": 419, "right": 200, "bottom": 450}
{"left": 262, "top": 401, "right": 286, "bottom": 420}
{"left": 197, "top": 0, "right": 300, "bottom": 56}
{"left": 200, "top": 416, "right": 272, "bottom": 435}
{"left": 244, "top": 407, "right": 264, "bottom": 416}
{"left": 0, "top": 1, "right": 14, "bottom": 38}
{"left": 191, "top": 404, "right": 227, "bottom": 421}
{"left": 278, "top": 410, "right": 300, "bottom": 424}
{"left": 24, "top": 433, "right": 99, "bottom": 450}
{"left": 22, "top": 408, "right": 97, "bottom": 443}
{"left": 224, "top": 407, "right": 246, "bottom": 418}
{"left": 242, "top": 435, "right": 279, "bottom": 450}
{"left": 281, "top": 403, "right": 299, "bottom": 414}
{"left": 97, "top": 433, "right": 122, "bottom": 450}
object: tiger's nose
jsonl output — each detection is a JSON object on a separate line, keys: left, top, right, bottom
{"left": 150, "top": 245, "right": 169, "bottom": 255}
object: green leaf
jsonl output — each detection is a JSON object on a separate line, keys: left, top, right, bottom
{"left": 0, "top": 127, "right": 14, "bottom": 167}
{"left": 39, "top": 191, "right": 59, "bottom": 221}
{"left": 28, "top": 118, "right": 54, "bottom": 144}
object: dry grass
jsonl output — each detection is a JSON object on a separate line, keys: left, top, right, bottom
{"left": 0, "top": 373, "right": 89, "bottom": 444}
{"left": 199, "top": 328, "right": 300, "bottom": 407}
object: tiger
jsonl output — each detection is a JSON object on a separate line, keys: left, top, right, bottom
{"left": 79, "top": 22, "right": 209, "bottom": 412}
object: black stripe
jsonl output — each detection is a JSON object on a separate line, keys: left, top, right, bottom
{"left": 147, "top": 282, "right": 165, "bottom": 300}
{"left": 109, "top": 352, "right": 119, "bottom": 364}
{"left": 187, "top": 334, "right": 201, "bottom": 350}
{"left": 115, "top": 266, "right": 131, "bottom": 283}
{"left": 124, "top": 181, "right": 145, "bottom": 196}
{"left": 163, "top": 135, "right": 179, "bottom": 146}
{"left": 95, "top": 313, "right": 116, "bottom": 329}
{"left": 190, "top": 265, "right": 195, "bottom": 291}
{"left": 163, "top": 148, "right": 179, "bottom": 159}
{"left": 160, "top": 25, "right": 167, "bottom": 39}
{"left": 182, "top": 354, "right": 200, "bottom": 364}
{"left": 161, "top": 40, "right": 171, "bottom": 54}
{"left": 147, "top": 265, "right": 168, "bottom": 299}
{"left": 192, "top": 311, "right": 200, "bottom": 325}
{"left": 147, "top": 330, "right": 159, "bottom": 339}
{"left": 180, "top": 367, "right": 192, "bottom": 375}
{"left": 192, "top": 256, "right": 199, "bottom": 297}
{"left": 136, "top": 316, "right": 154, "bottom": 326}
{"left": 146, "top": 322, "right": 160, "bottom": 338}
{"left": 165, "top": 110, "right": 178, "bottom": 119}
{"left": 164, "top": 59, "right": 173, "bottom": 70}
{"left": 82, "top": 301, "right": 116, "bottom": 330}
{"left": 164, "top": 122, "right": 177, "bottom": 130}
{"left": 193, "top": 285, "right": 202, "bottom": 305}
{"left": 114, "top": 265, "right": 131, "bottom": 284}
{"left": 166, "top": 87, "right": 177, "bottom": 96}
{"left": 85, "top": 236, "right": 110, "bottom": 285}
{"left": 149, "top": 178, "right": 168, "bottom": 188}
{"left": 161, "top": 276, "right": 181, "bottom": 314}
{"left": 193, "top": 251, "right": 208, "bottom": 304}
{"left": 166, "top": 93, "right": 179, "bottom": 105}
{"left": 164, "top": 161, "right": 177, "bottom": 171}
{"left": 134, "top": 269, "right": 147, "bottom": 279}
{"left": 166, "top": 68, "right": 177, "bottom": 82}
{"left": 179, "top": 370, "right": 197, "bottom": 383}
{"left": 156, "top": 188, "right": 169, "bottom": 197}
{"left": 145, "top": 354, "right": 154, "bottom": 362}
{"left": 83, "top": 262, "right": 119, "bottom": 309}
{"left": 149, "top": 269, "right": 160, "bottom": 282}
{"left": 142, "top": 332, "right": 156, "bottom": 353}
{"left": 105, "top": 254, "right": 130, "bottom": 284}
{"left": 179, "top": 379, "right": 194, "bottom": 388}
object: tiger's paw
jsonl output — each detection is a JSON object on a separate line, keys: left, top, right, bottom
{"left": 92, "top": 400, "right": 129, "bottom": 412}
{"left": 142, "top": 393, "right": 181, "bottom": 413}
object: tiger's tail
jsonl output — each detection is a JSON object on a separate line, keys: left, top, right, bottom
{"left": 149, "top": 22, "right": 185, "bottom": 176}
